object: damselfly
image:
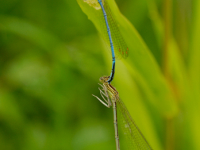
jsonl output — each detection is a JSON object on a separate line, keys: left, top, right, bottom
{"left": 84, "top": 0, "right": 129, "bottom": 83}
{"left": 98, "top": 0, "right": 129, "bottom": 83}
{"left": 93, "top": 76, "right": 153, "bottom": 150}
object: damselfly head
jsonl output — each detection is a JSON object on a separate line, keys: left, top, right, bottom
{"left": 99, "top": 76, "right": 110, "bottom": 83}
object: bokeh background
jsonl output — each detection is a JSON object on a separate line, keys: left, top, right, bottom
{"left": 0, "top": 0, "right": 199, "bottom": 150}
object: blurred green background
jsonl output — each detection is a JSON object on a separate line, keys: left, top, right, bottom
{"left": 0, "top": 0, "right": 200, "bottom": 150}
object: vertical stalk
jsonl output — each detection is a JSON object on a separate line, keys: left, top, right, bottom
{"left": 163, "top": 0, "right": 171, "bottom": 77}
{"left": 166, "top": 117, "right": 174, "bottom": 150}
{"left": 163, "top": 0, "right": 174, "bottom": 150}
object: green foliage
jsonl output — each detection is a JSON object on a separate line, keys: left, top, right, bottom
{"left": 0, "top": 0, "right": 198, "bottom": 150}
